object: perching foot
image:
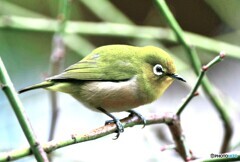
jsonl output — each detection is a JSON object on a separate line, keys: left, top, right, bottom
{"left": 127, "top": 110, "right": 146, "bottom": 128}
{"left": 97, "top": 107, "right": 124, "bottom": 140}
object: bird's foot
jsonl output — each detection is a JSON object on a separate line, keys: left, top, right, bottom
{"left": 105, "top": 119, "right": 124, "bottom": 140}
{"left": 127, "top": 110, "right": 146, "bottom": 128}
{"left": 96, "top": 107, "right": 124, "bottom": 140}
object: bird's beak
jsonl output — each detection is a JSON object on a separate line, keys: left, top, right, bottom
{"left": 167, "top": 73, "right": 186, "bottom": 82}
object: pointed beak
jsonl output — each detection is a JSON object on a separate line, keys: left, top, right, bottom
{"left": 167, "top": 73, "right": 186, "bottom": 82}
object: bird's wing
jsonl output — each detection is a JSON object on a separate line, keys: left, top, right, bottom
{"left": 47, "top": 53, "right": 137, "bottom": 81}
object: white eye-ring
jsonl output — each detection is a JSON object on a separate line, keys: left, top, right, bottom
{"left": 153, "top": 64, "right": 164, "bottom": 76}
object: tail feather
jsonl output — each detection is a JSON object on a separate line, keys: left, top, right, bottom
{"left": 18, "top": 81, "right": 54, "bottom": 94}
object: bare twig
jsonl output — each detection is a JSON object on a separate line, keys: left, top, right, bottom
{"left": 48, "top": 0, "right": 70, "bottom": 141}
{"left": 48, "top": 35, "right": 65, "bottom": 141}
{"left": 0, "top": 113, "right": 177, "bottom": 161}
{"left": 177, "top": 53, "right": 225, "bottom": 116}
{"left": 166, "top": 114, "right": 193, "bottom": 160}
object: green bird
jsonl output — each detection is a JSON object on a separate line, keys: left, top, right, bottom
{"left": 19, "top": 45, "right": 185, "bottom": 139}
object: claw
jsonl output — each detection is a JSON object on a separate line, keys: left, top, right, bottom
{"left": 127, "top": 110, "right": 146, "bottom": 128}
{"left": 105, "top": 118, "right": 124, "bottom": 140}
{"left": 97, "top": 107, "right": 124, "bottom": 139}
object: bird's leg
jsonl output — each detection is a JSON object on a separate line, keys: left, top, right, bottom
{"left": 127, "top": 110, "right": 146, "bottom": 128}
{"left": 97, "top": 107, "right": 124, "bottom": 139}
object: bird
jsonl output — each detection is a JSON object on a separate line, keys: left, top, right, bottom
{"left": 19, "top": 45, "right": 185, "bottom": 139}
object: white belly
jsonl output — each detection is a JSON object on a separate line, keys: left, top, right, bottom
{"left": 72, "top": 77, "right": 147, "bottom": 112}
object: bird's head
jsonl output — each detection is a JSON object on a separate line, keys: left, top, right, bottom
{"left": 138, "top": 46, "right": 186, "bottom": 101}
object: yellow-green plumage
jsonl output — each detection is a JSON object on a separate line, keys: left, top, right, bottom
{"left": 19, "top": 45, "right": 182, "bottom": 113}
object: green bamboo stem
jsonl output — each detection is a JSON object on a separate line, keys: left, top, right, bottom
{"left": 0, "top": 1, "right": 95, "bottom": 56}
{"left": 0, "top": 1, "right": 44, "bottom": 17}
{"left": 0, "top": 16, "right": 239, "bottom": 59}
{"left": 57, "top": 0, "right": 70, "bottom": 34}
{"left": 0, "top": 58, "right": 49, "bottom": 162}
{"left": 155, "top": 0, "right": 232, "bottom": 153}
{"left": 2, "top": 1, "right": 240, "bottom": 60}
{"left": 80, "top": 0, "right": 132, "bottom": 24}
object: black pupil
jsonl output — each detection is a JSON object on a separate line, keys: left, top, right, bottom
{"left": 156, "top": 66, "right": 163, "bottom": 73}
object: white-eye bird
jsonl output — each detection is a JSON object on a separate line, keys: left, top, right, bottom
{"left": 19, "top": 45, "right": 185, "bottom": 139}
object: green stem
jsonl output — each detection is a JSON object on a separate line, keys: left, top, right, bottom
{"left": 177, "top": 53, "right": 225, "bottom": 116}
{"left": 0, "top": 1, "right": 95, "bottom": 57}
{"left": 58, "top": 0, "right": 70, "bottom": 34}
{"left": 0, "top": 16, "right": 240, "bottom": 59}
{"left": 0, "top": 58, "right": 49, "bottom": 162}
{"left": 155, "top": 0, "right": 201, "bottom": 72}
{"left": 80, "top": 0, "right": 132, "bottom": 24}
{"left": 177, "top": 71, "right": 204, "bottom": 116}
{"left": 155, "top": 0, "right": 232, "bottom": 153}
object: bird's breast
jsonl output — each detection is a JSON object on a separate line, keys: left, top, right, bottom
{"left": 72, "top": 76, "right": 147, "bottom": 112}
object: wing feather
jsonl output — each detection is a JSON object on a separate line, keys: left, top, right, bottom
{"left": 47, "top": 50, "right": 137, "bottom": 81}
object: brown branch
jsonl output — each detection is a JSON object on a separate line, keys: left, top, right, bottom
{"left": 167, "top": 115, "right": 191, "bottom": 161}
{"left": 0, "top": 113, "right": 188, "bottom": 161}
{"left": 48, "top": 34, "right": 65, "bottom": 141}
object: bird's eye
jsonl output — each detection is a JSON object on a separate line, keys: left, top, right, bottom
{"left": 153, "top": 64, "right": 164, "bottom": 76}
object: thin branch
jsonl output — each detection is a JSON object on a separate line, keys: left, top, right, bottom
{"left": 177, "top": 53, "right": 225, "bottom": 116}
{"left": 48, "top": 38, "right": 63, "bottom": 142}
{"left": 0, "top": 16, "right": 240, "bottom": 59}
{"left": 0, "top": 113, "right": 177, "bottom": 162}
{"left": 0, "top": 51, "right": 226, "bottom": 162}
{"left": 166, "top": 53, "right": 225, "bottom": 161}
{"left": 48, "top": 0, "right": 69, "bottom": 142}
{"left": 155, "top": 0, "right": 232, "bottom": 153}
{"left": 167, "top": 115, "right": 192, "bottom": 161}
{"left": 0, "top": 58, "right": 49, "bottom": 162}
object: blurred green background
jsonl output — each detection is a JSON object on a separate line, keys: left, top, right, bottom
{"left": 0, "top": 0, "right": 240, "bottom": 162}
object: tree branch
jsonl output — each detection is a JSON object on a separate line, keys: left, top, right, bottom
{"left": 0, "top": 113, "right": 180, "bottom": 161}
{"left": 177, "top": 53, "right": 225, "bottom": 116}
{"left": 0, "top": 49, "right": 226, "bottom": 162}
{"left": 48, "top": 0, "right": 69, "bottom": 142}
{"left": 155, "top": 0, "right": 232, "bottom": 153}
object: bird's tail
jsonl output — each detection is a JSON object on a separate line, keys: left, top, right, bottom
{"left": 18, "top": 81, "right": 55, "bottom": 94}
